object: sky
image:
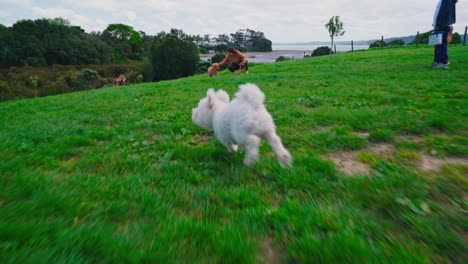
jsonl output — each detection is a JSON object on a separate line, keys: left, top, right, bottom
{"left": 0, "top": 0, "right": 467, "bottom": 43}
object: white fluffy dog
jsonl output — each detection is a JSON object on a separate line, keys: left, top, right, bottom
{"left": 192, "top": 83, "right": 292, "bottom": 167}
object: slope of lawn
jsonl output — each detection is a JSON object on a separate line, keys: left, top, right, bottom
{"left": 0, "top": 45, "right": 467, "bottom": 263}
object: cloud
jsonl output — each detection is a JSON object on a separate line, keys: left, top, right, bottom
{"left": 2, "top": 0, "right": 467, "bottom": 42}
{"left": 31, "top": 6, "right": 107, "bottom": 32}
{"left": 0, "top": 0, "right": 34, "bottom": 8}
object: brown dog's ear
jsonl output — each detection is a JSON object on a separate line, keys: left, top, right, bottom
{"left": 207, "top": 89, "right": 216, "bottom": 109}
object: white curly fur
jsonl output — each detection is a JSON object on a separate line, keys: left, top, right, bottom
{"left": 192, "top": 83, "right": 292, "bottom": 167}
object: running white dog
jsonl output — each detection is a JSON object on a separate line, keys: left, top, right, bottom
{"left": 191, "top": 83, "right": 292, "bottom": 167}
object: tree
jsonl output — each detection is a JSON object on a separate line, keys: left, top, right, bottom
{"left": 150, "top": 29, "right": 199, "bottom": 81}
{"left": 325, "top": 16, "right": 345, "bottom": 53}
{"left": 0, "top": 18, "right": 115, "bottom": 68}
{"left": 252, "top": 38, "right": 272, "bottom": 52}
{"left": 101, "top": 24, "right": 143, "bottom": 60}
{"left": 230, "top": 30, "right": 245, "bottom": 47}
{"left": 229, "top": 29, "right": 272, "bottom": 52}
{"left": 215, "top": 34, "right": 230, "bottom": 44}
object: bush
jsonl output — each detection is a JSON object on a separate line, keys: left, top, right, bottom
{"left": 214, "top": 44, "right": 228, "bottom": 53}
{"left": 388, "top": 39, "right": 405, "bottom": 46}
{"left": 72, "top": 69, "right": 100, "bottom": 91}
{"left": 0, "top": 62, "right": 145, "bottom": 102}
{"left": 198, "top": 45, "right": 210, "bottom": 54}
{"left": 276, "top": 56, "right": 292, "bottom": 62}
{"left": 409, "top": 31, "right": 461, "bottom": 45}
{"left": 0, "top": 80, "right": 14, "bottom": 101}
{"left": 211, "top": 53, "right": 225, "bottom": 64}
{"left": 369, "top": 41, "right": 388, "bottom": 49}
{"left": 311, "top": 46, "right": 333, "bottom": 57}
{"left": 196, "top": 60, "right": 211, "bottom": 74}
{"left": 210, "top": 53, "right": 228, "bottom": 71}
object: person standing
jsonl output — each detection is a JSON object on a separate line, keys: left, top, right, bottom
{"left": 432, "top": 0, "right": 457, "bottom": 69}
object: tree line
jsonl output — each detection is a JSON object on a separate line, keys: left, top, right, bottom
{"left": 0, "top": 18, "right": 272, "bottom": 70}
{"left": 0, "top": 18, "right": 273, "bottom": 101}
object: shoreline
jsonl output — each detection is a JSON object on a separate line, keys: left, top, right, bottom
{"left": 200, "top": 45, "right": 369, "bottom": 63}
{"left": 200, "top": 50, "right": 313, "bottom": 63}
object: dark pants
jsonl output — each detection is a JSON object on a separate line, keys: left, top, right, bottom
{"left": 434, "top": 27, "right": 449, "bottom": 64}
{"left": 228, "top": 62, "right": 248, "bottom": 72}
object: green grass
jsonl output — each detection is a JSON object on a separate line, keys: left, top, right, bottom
{"left": 1, "top": 45, "right": 467, "bottom": 263}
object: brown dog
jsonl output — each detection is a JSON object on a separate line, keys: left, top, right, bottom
{"left": 113, "top": 75, "right": 126, "bottom": 86}
{"left": 208, "top": 63, "right": 220, "bottom": 77}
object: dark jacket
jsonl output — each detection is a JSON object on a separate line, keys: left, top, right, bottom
{"left": 434, "top": 0, "right": 457, "bottom": 28}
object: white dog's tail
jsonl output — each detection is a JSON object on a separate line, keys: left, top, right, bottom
{"left": 235, "top": 83, "right": 265, "bottom": 107}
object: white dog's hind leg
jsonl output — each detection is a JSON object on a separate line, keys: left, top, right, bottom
{"left": 227, "top": 144, "right": 238, "bottom": 153}
{"left": 243, "top": 135, "right": 261, "bottom": 166}
{"left": 263, "top": 131, "right": 292, "bottom": 168}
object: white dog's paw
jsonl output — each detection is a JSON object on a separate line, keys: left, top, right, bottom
{"left": 228, "top": 144, "right": 238, "bottom": 153}
{"left": 244, "top": 155, "right": 259, "bottom": 167}
{"left": 278, "top": 152, "right": 292, "bottom": 168}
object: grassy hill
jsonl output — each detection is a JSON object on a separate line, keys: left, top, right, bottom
{"left": 1, "top": 46, "right": 467, "bottom": 263}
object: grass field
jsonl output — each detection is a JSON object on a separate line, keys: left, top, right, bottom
{"left": 1, "top": 45, "right": 467, "bottom": 263}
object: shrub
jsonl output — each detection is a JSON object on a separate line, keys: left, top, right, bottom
{"left": 369, "top": 41, "right": 388, "bottom": 49}
{"left": 388, "top": 39, "right": 405, "bottom": 46}
{"left": 210, "top": 53, "right": 225, "bottom": 64}
{"left": 276, "top": 56, "right": 292, "bottom": 62}
{"left": 72, "top": 69, "right": 100, "bottom": 91}
{"left": 198, "top": 46, "right": 210, "bottom": 54}
{"left": 0, "top": 62, "right": 145, "bottom": 102}
{"left": 0, "top": 80, "right": 14, "bottom": 101}
{"left": 210, "top": 53, "right": 228, "bottom": 70}
{"left": 196, "top": 60, "right": 211, "bottom": 74}
{"left": 311, "top": 46, "right": 333, "bottom": 57}
{"left": 214, "top": 44, "right": 228, "bottom": 53}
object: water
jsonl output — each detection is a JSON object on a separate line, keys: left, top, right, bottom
{"left": 272, "top": 43, "right": 369, "bottom": 52}
{"left": 200, "top": 43, "right": 369, "bottom": 63}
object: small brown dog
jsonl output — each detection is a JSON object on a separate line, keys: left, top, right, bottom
{"left": 113, "top": 74, "right": 126, "bottom": 86}
{"left": 208, "top": 63, "right": 220, "bottom": 77}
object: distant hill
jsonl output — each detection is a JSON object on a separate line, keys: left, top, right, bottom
{"left": 278, "top": 31, "right": 466, "bottom": 46}
{"left": 276, "top": 35, "right": 416, "bottom": 46}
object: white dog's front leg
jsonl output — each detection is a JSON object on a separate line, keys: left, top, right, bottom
{"left": 264, "top": 131, "right": 292, "bottom": 168}
{"left": 244, "top": 135, "right": 261, "bottom": 166}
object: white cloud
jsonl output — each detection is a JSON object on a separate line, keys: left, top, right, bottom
{"left": 0, "top": 0, "right": 34, "bottom": 8}
{"left": 0, "top": 10, "right": 8, "bottom": 20}
{"left": 31, "top": 6, "right": 105, "bottom": 32}
{"left": 2, "top": 0, "right": 467, "bottom": 42}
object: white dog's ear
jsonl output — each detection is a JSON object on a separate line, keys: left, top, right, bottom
{"left": 215, "top": 90, "right": 230, "bottom": 103}
{"left": 207, "top": 89, "right": 216, "bottom": 109}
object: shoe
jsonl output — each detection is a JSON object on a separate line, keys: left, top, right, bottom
{"left": 434, "top": 63, "right": 448, "bottom": 69}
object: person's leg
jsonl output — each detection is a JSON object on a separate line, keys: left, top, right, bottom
{"left": 434, "top": 33, "right": 443, "bottom": 65}
{"left": 441, "top": 28, "right": 449, "bottom": 64}
{"left": 228, "top": 63, "right": 240, "bottom": 73}
{"left": 433, "top": 45, "right": 439, "bottom": 66}
{"left": 435, "top": 27, "right": 449, "bottom": 68}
